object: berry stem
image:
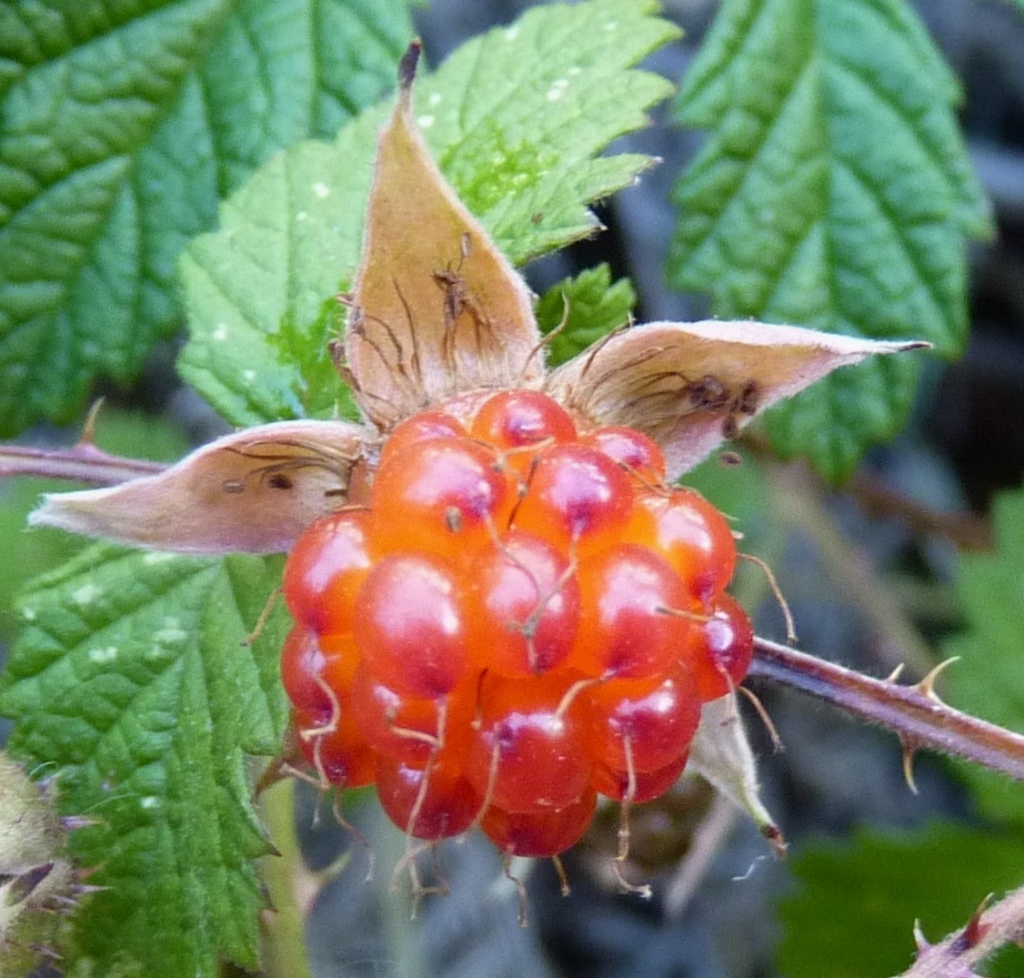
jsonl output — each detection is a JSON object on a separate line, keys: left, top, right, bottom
{"left": 896, "top": 882, "right": 1024, "bottom": 977}
{"left": 255, "top": 779, "right": 316, "bottom": 978}
{"left": 750, "top": 637, "right": 1024, "bottom": 784}
{"left": 0, "top": 442, "right": 165, "bottom": 485}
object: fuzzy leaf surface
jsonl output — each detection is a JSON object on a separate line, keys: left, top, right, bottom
{"left": 535, "top": 264, "right": 636, "bottom": 367}
{"left": 178, "top": 0, "right": 677, "bottom": 427}
{"left": 0, "top": 0, "right": 414, "bottom": 436}
{"left": 944, "top": 488, "right": 1024, "bottom": 823}
{"left": 777, "top": 823, "right": 1024, "bottom": 978}
{"left": 0, "top": 545, "right": 290, "bottom": 978}
{"left": 669, "top": 0, "right": 990, "bottom": 480}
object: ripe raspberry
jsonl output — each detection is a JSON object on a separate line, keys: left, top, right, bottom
{"left": 465, "top": 671, "right": 591, "bottom": 813}
{"left": 584, "top": 664, "right": 701, "bottom": 774}
{"left": 282, "top": 508, "right": 374, "bottom": 636}
{"left": 514, "top": 442, "right": 634, "bottom": 554}
{"left": 481, "top": 787, "right": 598, "bottom": 858}
{"left": 280, "top": 390, "right": 753, "bottom": 859}
{"left": 375, "top": 752, "right": 480, "bottom": 841}
{"left": 468, "top": 529, "right": 581, "bottom": 677}
{"left": 626, "top": 487, "right": 737, "bottom": 604}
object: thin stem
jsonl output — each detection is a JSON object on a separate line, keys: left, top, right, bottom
{"left": 257, "top": 779, "right": 315, "bottom": 978}
{"left": 0, "top": 443, "right": 165, "bottom": 485}
{"left": 898, "top": 882, "right": 1024, "bottom": 977}
{"left": 750, "top": 637, "right": 1024, "bottom": 784}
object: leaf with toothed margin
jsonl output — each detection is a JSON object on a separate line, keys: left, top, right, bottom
{"left": 178, "top": 0, "right": 679, "bottom": 428}
{"left": 0, "top": 0, "right": 416, "bottom": 437}
{"left": 535, "top": 264, "right": 637, "bottom": 368}
{"left": 0, "top": 544, "right": 290, "bottom": 978}
{"left": 777, "top": 823, "right": 1024, "bottom": 978}
{"left": 668, "top": 0, "right": 991, "bottom": 481}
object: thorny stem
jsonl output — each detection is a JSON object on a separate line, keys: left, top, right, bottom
{"left": 750, "top": 637, "right": 1024, "bottom": 784}
{"left": 898, "top": 882, "right": 1024, "bottom": 978}
{"left": 0, "top": 443, "right": 165, "bottom": 485}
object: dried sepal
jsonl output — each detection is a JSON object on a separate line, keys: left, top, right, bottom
{"left": 546, "top": 321, "right": 930, "bottom": 479}
{"left": 340, "top": 43, "right": 543, "bottom": 430}
{"left": 30, "top": 420, "right": 371, "bottom": 554}
{"left": 686, "top": 695, "right": 784, "bottom": 856}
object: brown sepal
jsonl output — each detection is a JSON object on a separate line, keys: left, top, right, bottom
{"left": 546, "top": 320, "right": 930, "bottom": 479}
{"left": 30, "top": 420, "right": 372, "bottom": 554}
{"left": 341, "top": 42, "right": 543, "bottom": 429}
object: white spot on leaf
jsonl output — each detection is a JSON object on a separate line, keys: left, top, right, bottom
{"left": 142, "top": 552, "right": 175, "bottom": 565}
{"left": 417, "top": 114, "right": 435, "bottom": 129}
{"left": 505, "top": 24, "right": 519, "bottom": 40}
{"left": 312, "top": 182, "right": 330, "bottom": 199}
{"left": 154, "top": 618, "right": 187, "bottom": 645}
{"left": 88, "top": 646, "right": 118, "bottom": 664}
{"left": 21, "top": 606, "right": 36, "bottom": 621}
{"left": 428, "top": 92, "right": 442, "bottom": 106}
{"left": 212, "top": 323, "right": 229, "bottom": 342}
{"left": 546, "top": 78, "right": 569, "bottom": 102}
{"left": 72, "top": 583, "right": 102, "bottom": 605}
{"left": 140, "top": 796, "right": 160, "bottom": 810}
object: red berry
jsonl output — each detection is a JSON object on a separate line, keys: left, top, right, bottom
{"left": 688, "top": 592, "right": 754, "bottom": 701}
{"left": 294, "top": 705, "right": 376, "bottom": 789}
{"left": 626, "top": 488, "right": 736, "bottom": 604}
{"left": 282, "top": 508, "right": 375, "bottom": 635}
{"left": 379, "top": 410, "right": 466, "bottom": 469}
{"left": 471, "top": 390, "right": 576, "bottom": 478}
{"left": 375, "top": 752, "right": 480, "bottom": 840}
{"left": 354, "top": 552, "right": 474, "bottom": 698}
{"left": 571, "top": 544, "right": 692, "bottom": 679}
{"left": 584, "top": 664, "right": 701, "bottom": 774}
{"left": 280, "top": 628, "right": 359, "bottom": 723}
{"left": 513, "top": 443, "right": 633, "bottom": 553}
{"left": 372, "top": 437, "right": 513, "bottom": 551}
{"left": 469, "top": 530, "right": 581, "bottom": 676}
{"left": 591, "top": 753, "right": 688, "bottom": 803}
{"left": 580, "top": 425, "right": 666, "bottom": 484}
{"left": 281, "top": 398, "right": 751, "bottom": 857}
{"left": 349, "top": 663, "right": 472, "bottom": 764}
{"left": 466, "top": 673, "right": 591, "bottom": 813}
{"left": 481, "top": 787, "right": 597, "bottom": 857}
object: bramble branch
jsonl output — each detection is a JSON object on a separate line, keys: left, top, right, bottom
{"left": 898, "top": 882, "right": 1024, "bottom": 978}
{"left": 750, "top": 637, "right": 1024, "bottom": 785}
{"left": 0, "top": 443, "right": 165, "bottom": 485}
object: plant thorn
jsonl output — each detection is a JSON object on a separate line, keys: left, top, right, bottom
{"left": 951, "top": 895, "right": 994, "bottom": 953}
{"left": 914, "top": 657, "right": 960, "bottom": 702}
{"left": 900, "top": 735, "right": 921, "bottom": 794}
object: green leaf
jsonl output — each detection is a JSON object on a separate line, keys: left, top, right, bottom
{"left": 179, "top": 0, "right": 678, "bottom": 427}
{"left": 668, "top": 0, "right": 990, "bottom": 480}
{"left": 535, "top": 264, "right": 636, "bottom": 367}
{"left": 0, "top": 0, "right": 415, "bottom": 437}
{"left": 0, "top": 545, "right": 290, "bottom": 978}
{"left": 777, "top": 823, "right": 1024, "bottom": 978}
{"left": 943, "top": 487, "right": 1024, "bottom": 823}
{"left": 419, "top": 0, "right": 680, "bottom": 265}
